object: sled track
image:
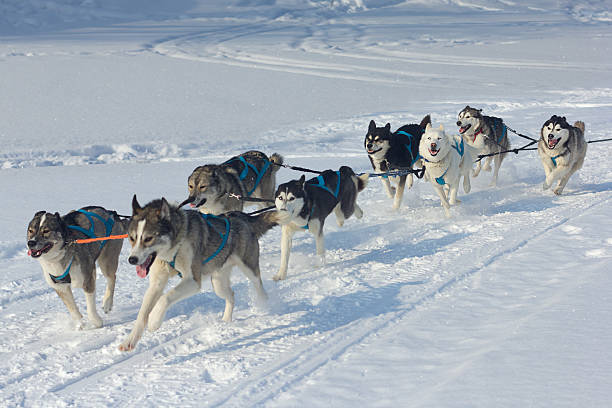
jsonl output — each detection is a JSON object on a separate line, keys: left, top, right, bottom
{"left": 207, "top": 194, "right": 612, "bottom": 406}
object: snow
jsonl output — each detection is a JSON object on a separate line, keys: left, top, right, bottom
{"left": 1, "top": 1, "right": 611, "bottom": 406}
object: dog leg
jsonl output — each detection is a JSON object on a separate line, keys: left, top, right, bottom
{"left": 236, "top": 259, "right": 268, "bottom": 303}
{"left": 433, "top": 183, "right": 451, "bottom": 218}
{"left": 393, "top": 175, "right": 407, "bottom": 210}
{"left": 97, "top": 250, "right": 119, "bottom": 314}
{"left": 310, "top": 219, "right": 326, "bottom": 266}
{"left": 54, "top": 287, "right": 83, "bottom": 327}
{"left": 119, "top": 261, "right": 169, "bottom": 351}
{"left": 448, "top": 183, "right": 460, "bottom": 205}
{"left": 354, "top": 203, "right": 364, "bottom": 219}
{"left": 553, "top": 169, "right": 573, "bottom": 195}
{"left": 211, "top": 269, "right": 234, "bottom": 322}
{"left": 274, "top": 225, "right": 294, "bottom": 281}
{"left": 148, "top": 276, "right": 201, "bottom": 332}
{"left": 490, "top": 154, "right": 502, "bottom": 187}
{"left": 333, "top": 203, "right": 345, "bottom": 227}
{"left": 482, "top": 156, "right": 492, "bottom": 172}
{"left": 543, "top": 166, "right": 564, "bottom": 191}
{"left": 406, "top": 173, "right": 414, "bottom": 190}
{"left": 472, "top": 160, "right": 481, "bottom": 178}
{"left": 84, "top": 289, "right": 103, "bottom": 329}
{"left": 381, "top": 177, "right": 396, "bottom": 199}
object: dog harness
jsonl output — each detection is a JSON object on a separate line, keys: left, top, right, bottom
{"left": 168, "top": 213, "right": 230, "bottom": 277}
{"left": 550, "top": 153, "right": 563, "bottom": 167}
{"left": 224, "top": 155, "right": 271, "bottom": 196}
{"left": 301, "top": 171, "right": 341, "bottom": 230}
{"left": 49, "top": 257, "right": 74, "bottom": 284}
{"left": 67, "top": 210, "right": 115, "bottom": 250}
{"left": 396, "top": 131, "right": 422, "bottom": 167}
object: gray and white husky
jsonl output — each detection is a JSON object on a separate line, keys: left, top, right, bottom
{"left": 538, "top": 115, "right": 587, "bottom": 195}
{"left": 456, "top": 106, "right": 511, "bottom": 186}
{"left": 119, "top": 195, "right": 282, "bottom": 351}
{"left": 273, "top": 166, "right": 368, "bottom": 281}
{"left": 184, "top": 150, "right": 283, "bottom": 214}
{"left": 419, "top": 123, "right": 472, "bottom": 217}
{"left": 27, "top": 207, "right": 126, "bottom": 329}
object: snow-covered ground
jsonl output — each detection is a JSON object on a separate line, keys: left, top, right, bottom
{"left": 1, "top": 1, "right": 611, "bottom": 406}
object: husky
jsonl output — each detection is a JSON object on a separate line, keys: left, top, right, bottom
{"left": 183, "top": 150, "right": 283, "bottom": 214}
{"left": 456, "top": 106, "right": 511, "bottom": 186}
{"left": 538, "top": 115, "right": 587, "bottom": 195}
{"left": 364, "top": 115, "right": 431, "bottom": 208}
{"left": 419, "top": 123, "right": 472, "bottom": 217}
{"left": 26, "top": 207, "right": 126, "bottom": 329}
{"left": 118, "top": 195, "right": 283, "bottom": 351}
{"left": 273, "top": 166, "right": 368, "bottom": 281}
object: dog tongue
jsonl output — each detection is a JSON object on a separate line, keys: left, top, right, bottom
{"left": 189, "top": 203, "right": 196, "bottom": 208}
{"left": 27, "top": 249, "right": 32, "bottom": 256}
{"left": 136, "top": 265, "right": 148, "bottom": 278}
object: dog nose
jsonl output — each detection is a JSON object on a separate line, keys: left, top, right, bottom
{"left": 431, "top": 143, "right": 437, "bottom": 149}
{"left": 548, "top": 133, "right": 554, "bottom": 139}
{"left": 456, "top": 121, "right": 462, "bottom": 126}
{"left": 27, "top": 240, "right": 37, "bottom": 248}
{"left": 366, "top": 143, "right": 372, "bottom": 149}
{"left": 128, "top": 256, "right": 139, "bottom": 265}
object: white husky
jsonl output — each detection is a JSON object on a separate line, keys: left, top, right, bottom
{"left": 419, "top": 123, "right": 472, "bottom": 217}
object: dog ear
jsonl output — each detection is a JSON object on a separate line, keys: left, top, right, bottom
{"left": 299, "top": 175, "right": 306, "bottom": 186}
{"left": 132, "top": 194, "right": 142, "bottom": 215}
{"left": 384, "top": 123, "right": 391, "bottom": 132}
{"left": 34, "top": 210, "right": 46, "bottom": 218}
{"left": 439, "top": 124, "right": 444, "bottom": 131}
{"left": 160, "top": 198, "right": 171, "bottom": 220}
{"left": 425, "top": 122, "right": 432, "bottom": 132}
{"left": 54, "top": 212, "right": 69, "bottom": 240}
{"left": 368, "top": 120, "right": 376, "bottom": 132}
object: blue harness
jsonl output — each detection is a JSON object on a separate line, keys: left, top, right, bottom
{"left": 551, "top": 154, "right": 562, "bottom": 167}
{"left": 491, "top": 121, "right": 507, "bottom": 144}
{"left": 302, "top": 171, "right": 341, "bottom": 230}
{"left": 49, "top": 257, "right": 74, "bottom": 284}
{"left": 419, "top": 139, "right": 464, "bottom": 186}
{"left": 169, "top": 213, "right": 230, "bottom": 277}
{"left": 376, "top": 131, "right": 420, "bottom": 180}
{"left": 67, "top": 209, "right": 115, "bottom": 250}
{"left": 225, "top": 156, "right": 271, "bottom": 196}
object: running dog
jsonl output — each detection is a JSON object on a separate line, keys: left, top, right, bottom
{"left": 538, "top": 115, "right": 587, "bottom": 195}
{"left": 456, "top": 106, "right": 510, "bottom": 186}
{"left": 183, "top": 150, "right": 283, "bottom": 214}
{"left": 27, "top": 207, "right": 126, "bottom": 329}
{"left": 419, "top": 123, "right": 472, "bottom": 217}
{"left": 364, "top": 115, "right": 431, "bottom": 208}
{"left": 273, "top": 166, "right": 368, "bottom": 280}
{"left": 119, "top": 195, "right": 282, "bottom": 351}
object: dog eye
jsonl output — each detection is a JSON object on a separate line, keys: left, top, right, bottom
{"left": 41, "top": 229, "right": 50, "bottom": 235}
{"left": 188, "top": 184, "right": 194, "bottom": 190}
{"left": 288, "top": 197, "right": 295, "bottom": 201}
{"left": 128, "top": 235, "right": 135, "bottom": 243}
{"left": 199, "top": 186, "right": 207, "bottom": 190}
{"left": 143, "top": 236, "right": 153, "bottom": 244}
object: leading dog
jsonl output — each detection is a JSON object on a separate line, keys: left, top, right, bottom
{"left": 538, "top": 115, "right": 587, "bottom": 195}
{"left": 119, "top": 196, "right": 282, "bottom": 351}
{"left": 184, "top": 150, "right": 283, "bottom": 214}
{"left": 419, "top": 123, "right": 472, "bottom": 217}
{"left": 27, "top": 207, "right": 126, "bottom": 329}
{"left": 364, "top": 115, "right": 431, "bottom": 208}
{"left": 456, "top": 106, "right": 510, "bottom": 186}
{"left": 273, "top": 166, "right": 368, "bottom": 280}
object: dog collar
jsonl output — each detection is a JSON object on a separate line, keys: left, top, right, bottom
{"left": 471, "top": 128, "right": 483, "bottom": 142}
{"left": 49, "top": 257, "right": 73, "bottom": 284}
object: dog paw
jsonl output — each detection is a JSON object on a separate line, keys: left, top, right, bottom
{"left": 118, "top": 337, "right": 137, "bottom": 352}
{"left": 542, "top": 181, "right": 550, "bottom": 191}
{"left": 103, "top": 298, "right": 113, "bottom": 314}
{"left": 553, "top": 186, "right": 564, "bottom": 195}
{"left": 450, "top": 198, "right": 461, "bottom": 205}
{"left": 90, "top": 316, "right": 103, "bottom": 329}
{"left": 272, "top": 272, "right": 286, "bottom": 281}
{"left": 147, "top": 305, "right": 166, "bottom": 332}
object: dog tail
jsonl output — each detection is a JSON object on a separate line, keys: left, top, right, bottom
{"left": 247, "top": 210, "right": 286, "bottom": 238}
{"left": 340, "top": 165, "right": 369, "bottom": 192}
{"left": 573, "top": 121, "right": 585, "bottom": 134}
{"left": 269, "top": 153, "right": 284, "bottom": 174}
{"left": 356, "top": 173, "right": 369, "bottom": 192}
{"left": 419, "top": 114, "right": 432, "bottom": 129}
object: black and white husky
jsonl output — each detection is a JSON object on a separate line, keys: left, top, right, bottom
{"left": 538, "top": 115, "right": 587, "bottom": 195}
{"left": 364, "top": 115, "right": 431, "bottom": 208}
{"left": 273, "top": 166, "right": 368, "bottom": 280}
{"left": 184, "top": 150, "right": 283, "bottom": 214}
{"left": 456, "top": 106, "right": 511, "bottom": 186}
{"left": 27, "top": 207, "right": 126, "bottom": 329}
{"left": 119, "top": 196, "right": 282, "bottom": 351}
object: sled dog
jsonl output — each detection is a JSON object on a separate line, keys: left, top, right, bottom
{"left": 456, "top": 106, "right": 510, "bottom": 186}
{"left": 419, "top": 123, "right": 472, "bottom": 217}
{"left": 364, "top": 115, "right": 431, "bottom": 208}
{"left": 119, "top": 195, "right": 281, "bottom": 351}
{"left": 184, "top": 150, "right": 283, "bottom": 214}
{"left": 27, "top": 207, "right": 126, "bottom": 328}
{"left": 538, "top": 115, "right": 587, "bottom": 195}
{"left": 273, "top": 166, "right": 368, "bottom": 280}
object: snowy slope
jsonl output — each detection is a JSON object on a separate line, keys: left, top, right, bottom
{"left": 1, "top": 1, "right": 611, "bottom": 407}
